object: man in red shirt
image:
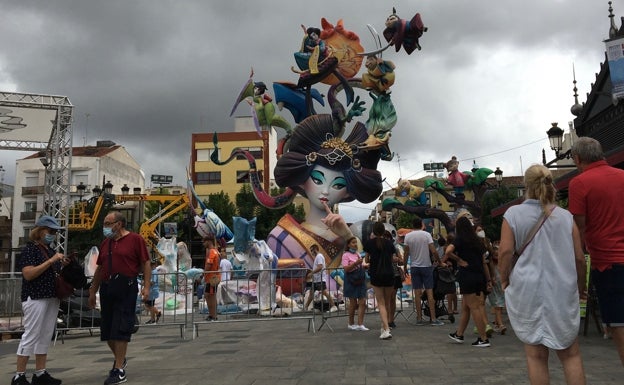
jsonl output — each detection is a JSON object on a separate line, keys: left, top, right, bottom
{"left": 569, "top": 137, "right": 624, "bottom": 365}
{"left": 89, "top": 211, "right": 151, "bottom": 384}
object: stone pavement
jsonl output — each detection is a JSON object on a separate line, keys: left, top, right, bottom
{"left": 1, "top": 311, "right": 621, "bottom": 385}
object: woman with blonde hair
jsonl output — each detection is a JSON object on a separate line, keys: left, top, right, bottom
{"left": 499, "top": 164, "right": 586, "bottom": 384}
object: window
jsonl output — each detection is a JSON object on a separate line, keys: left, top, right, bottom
{"left": 235, "top": 147, "right": 263, "bottom": 160}
{"left": 197, "top": 149, "right": 214, "bottom": 162}
{"left": 24, "top": 201, "right": 37, "bottom": 212}
{"left": 196, "top": 172, "right": 221, "bottom": 185}
{"left": 25, "top": 176, "right": 38, "bottom": 187}
{"left": 236, "top": 170, "right": 263, "bottom": 184}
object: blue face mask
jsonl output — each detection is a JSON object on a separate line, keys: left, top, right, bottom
{"left": 349, "top": 248, "right": 357, "bottom": 253}
{"left": 43, "top": 233, "right": 56, "bottom": 244}
{"left": 103, "top": 227, "right": 115, "bottom": 238}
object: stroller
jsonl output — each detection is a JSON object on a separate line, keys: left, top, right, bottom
{"left": 421, "top": 266, "right": 456, "bottom": 323}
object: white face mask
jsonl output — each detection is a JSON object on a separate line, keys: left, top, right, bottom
{"left": 476, "top": 230, "right": 485, "bottom": 238}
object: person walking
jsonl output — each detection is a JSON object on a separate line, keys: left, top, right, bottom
{"left": 88, "top": 211, "right": 151, "bottom": 385}
{"left": 569, "top": 136, "right": 624, "bottom": 366}
{"left": 202, "top": 235, "right": 220, "bottom": 321}
{"left": 403, "top": 217, "right": 444, "bottom": 326}
{"left": 446, "top": 216, "right": 492, "bottom": 347}
{"left": 303, "top": 244, "right": 338, "bottom": 313}
{"left": 12, "top": 215, "right": 67, "bottom": 385}
{"left": 341, "top": 236, "right": 369, "bottom": 331}
{"left": 364, "top": 222, "right": 396, "bottom": 340}
{"left": 499, "top": 164, "right": 586, "bottom": 384}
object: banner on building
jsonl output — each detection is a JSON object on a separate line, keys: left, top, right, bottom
{"left": 606, "top": 36, "right": 624, "bottom": 99}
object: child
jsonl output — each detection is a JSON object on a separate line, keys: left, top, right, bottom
{"left": 488, "top": 243, "right": 506, "bottom": 334}
{"left": 144, "top": 260, "right": 161, "bottom": 324}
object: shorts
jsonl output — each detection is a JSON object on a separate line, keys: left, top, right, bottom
{"left": 203, "top": 283, "right": 217, "bottom": 295}
{"left": 410, "top": 266, "right": 434, "bottom": 290}
{"left": 100, "top": 282, "right": 138, "bottom": 342}
{"left": 143, "top": 299, "right": 155, "bottom": 307}
{"left": 592, "top": 264, "right": 624, "bottom": 326}
{"left": 393, "top": 275, "right": 403, "bottom": 289}
{"left": 311, "top": 281, "right": 327, "bottom": 292}
{"left": 457, "top": 269, "right": 487, "bottom": 296}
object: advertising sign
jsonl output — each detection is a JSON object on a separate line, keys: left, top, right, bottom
{"left": 606, "top": 36, "right": 624, "bottom": 99}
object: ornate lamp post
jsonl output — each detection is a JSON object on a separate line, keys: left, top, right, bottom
{"left": 76, "top": 181, "right": 87, "bottom": 201}
{"left": 494, "top": 167, "right": 503, "bottom": 187}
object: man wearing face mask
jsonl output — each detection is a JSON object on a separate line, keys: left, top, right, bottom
{"left": 88, "top": 211, "right": 150, "bottom": 385}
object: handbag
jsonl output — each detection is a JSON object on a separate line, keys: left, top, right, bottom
{"left": 347, "top": 266, "right": 366, "bottom": 286}
{"left": 510, "top": 205, "right": 555, "bottom": 272}
{"left": 55, "top": 274, "right": 74, "bottom": 300}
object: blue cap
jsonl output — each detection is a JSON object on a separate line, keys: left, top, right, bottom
{"left": 35, "top": 215, "right": 64, "bottom": 230}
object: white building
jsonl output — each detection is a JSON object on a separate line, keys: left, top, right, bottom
{"left": 12, "top": 141, "right": 145, "bottom": 251}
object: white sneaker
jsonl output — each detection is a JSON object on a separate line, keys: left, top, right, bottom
{"left": 348, "top": 324, "right": 358, "bottom": 330}
{"left": 328, "top": 306, "right": 338, "bottom": 313}
{"left": 379, "top": 329, "right": 392, "bottom": 340}
{"left": 357, "top": 325, "right": 369, "bottom": 331}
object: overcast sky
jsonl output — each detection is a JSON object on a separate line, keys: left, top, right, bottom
{"left": 0, "top": 0, "right": 617, "bottom": 222}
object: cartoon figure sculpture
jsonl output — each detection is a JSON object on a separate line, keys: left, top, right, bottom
{"left": 294, "top": 26, "right": 328, "bottom": 74}
{"left": 361, "top": 54, "right": 396, "bottom": 93}
{"left": 230, "top": 69, "right": 292, "bottom": 136}
{"left": 445, "top": 156, "right": 470, "bottom": 194}
{"left": 383, "top": 8, "right": 427, "bottom": 54}
{"left": 394, "top": 178, "right": 427, "bottom": 205}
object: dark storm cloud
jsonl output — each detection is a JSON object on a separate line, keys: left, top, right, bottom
{"left": 0, "top": 0, "right": 616, "bottom": 194}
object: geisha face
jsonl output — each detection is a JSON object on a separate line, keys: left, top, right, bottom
{"left": 303, "top": 165, "right": 349, "bottom": 211}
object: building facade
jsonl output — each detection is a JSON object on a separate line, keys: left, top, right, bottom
{"left": 11, "top": 141, "right": 145, "bottom": 269}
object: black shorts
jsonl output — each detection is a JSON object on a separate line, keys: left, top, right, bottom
{"left": 143, "top": 299, "right": 155, "bottom": 307}
{"left": 457, "top": 269, "right": 486, "bottom": 296}
{"left": 311, "top": 282, "right": 327, "bottom": 291}
{"left": 100, "top": 281, "right": 138, "bottom": 342}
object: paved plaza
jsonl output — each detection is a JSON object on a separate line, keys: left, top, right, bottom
{"left": 1, "top": 310, "right": 621, "bottom": 385}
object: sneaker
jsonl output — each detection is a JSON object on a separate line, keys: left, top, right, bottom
{"left": 415, "top": 319, "right": 427, "bottom": 326}
{"left": 471, "top": 337, "right": 491, "bottom": 348}
{"left": 11, "top": 374, "right": 30, "bottom": 385}
{"left": 379, "top": 329, "right": 392, "bottom": 340}
{"left": 486, "top": 324, "right": 494, "bottom": 338}
{"left": 31, "top": 371, "right": 61, "bottom": 385}
{"left": 104, "top": 369, "right": 127, "bottom": 385}
{"left": 499, "top": 325, "right": 507, "bottom": 335}
{"left": 145, "top": 319, "right": 155, "bottom": 324}
{"left": 348, "top": 324, "right": 358, "bottom": 330}
{"left": 388, "top": 322, "right": 396, "bottom": 329}
{"left": 328, "top": 306, "right": 338, "bottom": 313}
{"left": 111, "top": 358, "right": 127, "bottom": 371}
{"left": 205, "top": 316, "right": 217, "bottom": 321}
{"left": 356, "top": 325, "right": 369, "bottom": 331}
{"left": 430, "top": 319, "right": 444, "bottom": 326}
{"left": 448, "top": 332, "right": 464, "bottom": 343}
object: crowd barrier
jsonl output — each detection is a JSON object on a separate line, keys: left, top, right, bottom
{"left": 0, "top": 273, "right": 23, "bottom": 337}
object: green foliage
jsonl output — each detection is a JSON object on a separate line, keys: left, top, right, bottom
{"left": 205, "top": 190, "right": 237, "bottom": 231}
{"left": 395, "top": 211, "right": 418, "bottom": 229}
{"left": 235, "top": 184, "right": 301, "bottom": 240}
{"left": 480, "top": 185, "right": 518, "bottom": 241}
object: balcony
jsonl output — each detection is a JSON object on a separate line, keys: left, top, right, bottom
{"left": 20, "top": 211, "right": 36, "bottom": 221}
{"left": 22, "top": 186, "right": 45, "bottom": 196}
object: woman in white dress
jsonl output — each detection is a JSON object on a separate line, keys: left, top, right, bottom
{"left": 499, "top": 164, "right": 587, "bottom": 385}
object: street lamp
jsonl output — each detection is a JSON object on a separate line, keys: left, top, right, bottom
{"left": 546, "top": 122, "right": 565, "bottom": 156}
{"left": 92, "top": 185, "right": 102, "bottom": 198}
{"left": 104, "top": 180, "right": 113, "bottom": 195}
{"left": 121, "top": 184, "right": 130, "bottom": 195}
{"left": 494, "top": 167, "right": 503, "bottom": 186}
{"left": 76, "top": 181, "right": 87, "bottom": 201}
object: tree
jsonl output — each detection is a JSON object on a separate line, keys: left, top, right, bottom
{"left": 235, "top": 183, "right": 303, "bottom": 240}
{"left": 480, "top": 185, "right": 518, "bottom": 241}
{"left": 395, "top": 211, "right": 418, "bottom": 230}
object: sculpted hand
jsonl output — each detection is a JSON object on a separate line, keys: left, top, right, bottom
{"left": 321, "top": 202, "right": 352, "bottom": 239}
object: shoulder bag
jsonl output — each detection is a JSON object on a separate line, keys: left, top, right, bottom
{"left": 510, "top": 204, "right": 555, "bottom": 272}
{"left": 107, "top": 239, "right": 135, "bottom": 299}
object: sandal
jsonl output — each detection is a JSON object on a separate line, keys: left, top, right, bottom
{"left": 156, "top": 312, "right": 162, "bottom": 323}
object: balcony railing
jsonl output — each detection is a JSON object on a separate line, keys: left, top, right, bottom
{"left": 20, "top": 212, "right": 36, "bottom": 221}
{"left": 21, "top": 186, "right": 45, "bottom": 196}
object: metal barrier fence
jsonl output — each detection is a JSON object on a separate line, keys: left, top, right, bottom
{"left": 0, "top": 273, "right": 23, "bottom": 335}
